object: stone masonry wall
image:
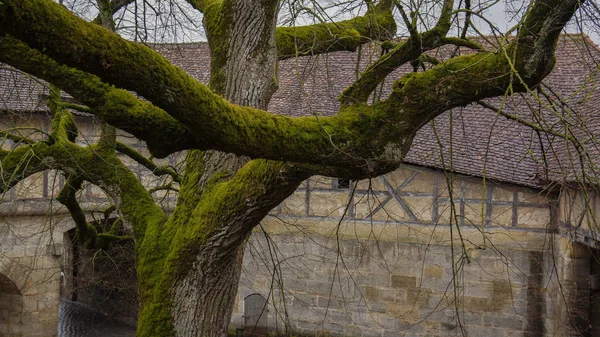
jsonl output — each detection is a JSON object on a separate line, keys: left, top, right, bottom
{"left": 0, "top": 211, "right": 74, "bottom": 337}
{"left": 231, "top": 166, "right": 565, "bottom": 337}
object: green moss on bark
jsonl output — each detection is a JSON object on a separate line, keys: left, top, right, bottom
{"left": 276, "top": 7, "right": 396, "bottom": 59}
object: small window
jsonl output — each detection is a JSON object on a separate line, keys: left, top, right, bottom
{"left": 337, "top": 178, "right": 350, "bottom": 189}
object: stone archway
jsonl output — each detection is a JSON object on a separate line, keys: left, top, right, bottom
{"left": 0, "top": 272, "right": 23, "bottom": 337}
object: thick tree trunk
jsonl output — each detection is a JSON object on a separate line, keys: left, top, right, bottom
{"left": 165, "top": 1, "right": 284, "bottom": 336}
{"left": 171, "top": 237, "right": 246, "bottom": 336}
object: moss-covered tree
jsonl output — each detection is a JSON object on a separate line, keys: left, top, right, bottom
{"left": 0, "top": 0, "right": 587, "bottom": 336}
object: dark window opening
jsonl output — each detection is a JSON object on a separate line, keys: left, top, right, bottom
{"left": 337, "top": 178, "right": 350, "bottom": 189}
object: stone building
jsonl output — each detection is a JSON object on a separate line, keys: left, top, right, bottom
{"left": 0, "top": 35, "right": 600, "bottom": 336}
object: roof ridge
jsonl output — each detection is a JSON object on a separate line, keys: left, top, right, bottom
{"left": 145, "top": 41, "right": 207, "bottom": 48}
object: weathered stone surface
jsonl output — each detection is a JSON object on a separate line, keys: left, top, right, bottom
{"left": 281, "top": 192, "right": 306, "bottom": 216}
{"left": 308, "top": 191, "right": 350, "bottom": 217}
{"left": 516, "top": 207, "right": 550, "bottom": 229}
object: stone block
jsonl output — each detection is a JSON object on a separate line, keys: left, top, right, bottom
{"left": 364, "top": 286, "right": 379, "bottom": 301}
{"left": 378, "top": 288, "right": 395, "bottom": 302}
{"left": 304, "top": 281, "right": 336, "bottom": 297}
{"left": 8, "top": 311, "right": 22, "bottom": 324}
{"left": 24, "top": 246, "right": 38, "bottom": 257}
{"left": 326, "top": 310, "right": 352, "bottom": 325}
{"left": 321, "top": 322, "right": 344, "bottom": 333}
{"left": 385, "top": 303, "right": 420, "bottom": 322}
{"left": 423, "top": 265, "right": 444, "bottom": 278}
{"left": 463, "top": 296, "right": 490, "bottom": 312}
{"left": 8, "top": 322, "right": 22, "bottom": 335}
{"left": 468, "top": 325, "right": 507, "bottom": 337}
{"left": 465, "top": 281, "right": 494, "bottom": 298}
{"left": 366, "top": 301, "right": 387, "bottom": 314}
{"left": 37, "top": 297, "right": 58, "bottom": 311}
{"left": 11, "top": 246, "right": 24, "bottom": 258}
{"left": 351, "top": 312, "right": 379, "bottom": 326}
{"left": 406, "top": 287, "right": 433, "bottom": 307}
{"left": 483, "top": 314, "right": 524, "bottom": 330}
{"left": 283, "top": 279, "right": 307, "bottom": 292}
{"left": 386, "top": 289, "right": 404, "bottom": 304}
{"left": 21, "top": 296, "right": 38, "bottom": 312}
{"left": 354, "top": 273, "right": 389, "bottom": 288}
{"left": 391, "top": 275, "right": 416, "bottom": 289}
{"left": 374, "top": 315, "right": 400, "bottom": 330}
{"left": 9, "top": 296, "right": 22, "bottom": 312}
{"left": 344, "top": 324, "right": 382, "bottom": 337}
{"left": 20, "top": 312, "right": 36, "bottom": 325}
{"left": 315, "top": 297, "right": 342, "bottom": 310}
{"left": 423, "top": 320, "right": 441, "bottom": 333}
{"left": 419, "top": 277, "right": 451, "bottom": 293}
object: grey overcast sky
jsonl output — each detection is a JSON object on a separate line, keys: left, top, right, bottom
{"left": 68, "top": 0, "right": 599, "bottom": 45}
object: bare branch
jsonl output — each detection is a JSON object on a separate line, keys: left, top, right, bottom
{"left": 116, "top": 142, "right": 181, "bottom": 182}
{"left": 185, "top": 0, "right": 221, "bottom": 14}
{"left": 0, "top": 130, "right": 36, "bottom": 145}
{"left": 341, "top": 0, "right": 456, "bottom": 105}
{"left": 57, "top": 174, "right": 133, "bottom": 249}
{"left": 476, "top": 100, "right": 573, "bottom": 141}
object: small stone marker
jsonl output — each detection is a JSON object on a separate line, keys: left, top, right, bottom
{"left": 243, "top": 293, "right": 268, "bottom": 337}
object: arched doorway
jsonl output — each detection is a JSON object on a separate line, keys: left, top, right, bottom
{"left": 0, "top": 272, "right": 22, "bottom": 336}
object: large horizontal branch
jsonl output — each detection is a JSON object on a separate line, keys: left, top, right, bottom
{"left": 0, "top": 36, "right": 397, "bottom": 178}
{"left": 275, "top": 0, "right": 396, "bottom": 59}
{"left": 0, "top": 135, "right": 167, "bottom": 241}
{"left": 0, "top": 0, "right": 583, "bottom": 178}
{"left": 0, "top": 36, "right": 204, "bottom": 158}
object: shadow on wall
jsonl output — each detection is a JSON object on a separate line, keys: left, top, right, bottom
{"left": 0, "top": 273, "right": 22, "bottom": 337}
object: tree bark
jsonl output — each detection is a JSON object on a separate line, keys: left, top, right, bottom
{"left": 166, "top": 1, "right": 290, "bottom": 336}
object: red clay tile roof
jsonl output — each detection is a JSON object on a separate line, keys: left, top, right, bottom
{"left": 1, "top": 35, "right": 599, "bottom": 188}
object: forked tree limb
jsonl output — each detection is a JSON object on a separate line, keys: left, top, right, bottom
{"left": 0, "top": 0, "right": 584, "bottom": 178}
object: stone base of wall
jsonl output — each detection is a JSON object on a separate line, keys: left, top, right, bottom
{"left": 231, "top": 218, "right": 575, "bottom": 337}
